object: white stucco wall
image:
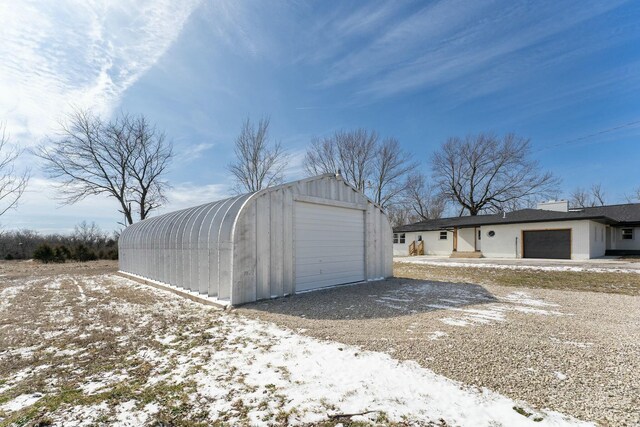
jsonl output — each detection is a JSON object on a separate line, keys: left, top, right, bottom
{"left": 395, "top": 220, "right": 626, "bottom": 259}
{"left": 608, "top": 226, "right": 640, "bottom": 251}
{"left": 457, "top": 228, "right": 476, "bottom": 252}
{"left": 392, "top": 230, "right": 453, "bottom": 256}
{"left": 589, "top": 221, "right": 607, "bottom": 258}
{"left": 479, "top": 220, "right": 593, "bottom": 259}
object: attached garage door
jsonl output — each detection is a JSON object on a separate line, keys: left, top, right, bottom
{"left": 294, "top": 201, "right": 365, "bottom": 291}
{"left": 523, "top": 229, "right": 571, "bottom": 259}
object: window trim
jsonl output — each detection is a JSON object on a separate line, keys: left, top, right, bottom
{"left": 439, "top": 231, "right": 448, "bottom": 240}
{"left": 393, "top": 233, "right": 406, "bottom": 244}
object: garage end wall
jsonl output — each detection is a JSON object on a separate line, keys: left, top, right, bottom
{"left": 479, "top": 220, "right": 594, "bottom": 259}
{"left": 231, "top": 175, "right": 393, "bottom": 305}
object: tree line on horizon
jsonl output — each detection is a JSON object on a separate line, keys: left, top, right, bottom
{"left": 0, "top": 221, "right": 118, "bottom": 261}
{"left": 1, "top": 109, "right": 640, "bottom": 246}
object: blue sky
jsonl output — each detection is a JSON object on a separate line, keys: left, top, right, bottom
{"left": 1, "top": 0, "right": 639, "bottom": 233}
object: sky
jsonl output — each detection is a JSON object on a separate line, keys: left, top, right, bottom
{"left": 1, "top": 0, "right": 639, "bottom": 233}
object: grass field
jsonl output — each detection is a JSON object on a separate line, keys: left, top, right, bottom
{"left": 394, "top": 262, "right": 640, "bottom": 295}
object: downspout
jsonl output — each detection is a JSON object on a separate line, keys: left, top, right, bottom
{"left": 515, "top": 237, "right": 519, "bottom": 258}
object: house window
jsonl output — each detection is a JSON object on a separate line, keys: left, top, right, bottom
{"left": 439, "top": 231, "right": 447, "bottom": 240}
{"left": 477, "top": 230, "right": 481, "bottom": 240}
{"left": 417, "top": 235, "right": 422, "bottom": 242}
{"left": 622, "top": 229, "right": 633, "bottom": 240}
{"left": 393, "top": 233, "right": 406, "bottom": 244}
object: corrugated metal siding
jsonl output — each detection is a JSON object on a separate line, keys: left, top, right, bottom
{"left": 230, "top": 175, "right": 393, "bottom": 305}
{"left": 118, "top": 194, "right": 251, "bottom": 302}
{"left": 119, "top": 174, "right": 393, "bottom": 305}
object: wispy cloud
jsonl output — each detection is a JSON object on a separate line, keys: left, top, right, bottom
{"left": 174, "top": 142, "right": 216, "bottom": 165}
{"left": 317, "top": 1, "right": 629, "bottom": 100}
{"left": 0, "top": 0, "right": 202, "bottom": 141}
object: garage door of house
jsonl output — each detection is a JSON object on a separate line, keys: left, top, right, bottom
{"left": 294, "top": 201, "right": 365, "bottom": 292}
{"left": 522, "top": 229, "right": 571, "bottom": 259}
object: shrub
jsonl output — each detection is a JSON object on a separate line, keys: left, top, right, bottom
{"left": 4, "top": 253, "right": 14, "bottom": 260}
{"left": 73, "top": 244, "right": 97, "bottom": 262}
{"left": 107, "top": 249, "right": 118, "bottom": 260}
{"left": 53, "top": 245, "right": 71, "bottom": 263}
{"left": 33, "top": 244, "right": 55, "bottom": 263}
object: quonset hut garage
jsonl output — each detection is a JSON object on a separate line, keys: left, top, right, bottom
{"left": 119, "top": 174, "right": 392, "bottom": 305}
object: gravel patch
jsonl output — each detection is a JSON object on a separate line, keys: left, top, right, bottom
{"left": 238, "top": 275, "right": 640, "bottom": 426}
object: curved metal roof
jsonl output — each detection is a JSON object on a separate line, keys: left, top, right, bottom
{"left": 119, "top": 192, "right": 253, "bottom": 297}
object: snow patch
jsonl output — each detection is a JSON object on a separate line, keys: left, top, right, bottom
{"left": 428, "top": 331, "right": 448, "bottom": 340}
{"left": 554, "top": 371, "right": 568, "bottom": 381}
{"left": 187, "top": 316, "right": 591, "bottom": 426}
{"left": 1, "top": 393, "right": 43, "bottom": 412}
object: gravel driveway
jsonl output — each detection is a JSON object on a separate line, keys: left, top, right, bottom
{"left": 239, "top": 274, "right": 640, "bottom": 426}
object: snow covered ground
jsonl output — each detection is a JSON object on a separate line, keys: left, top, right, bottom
{"left": 0, "top": 271, "right": 593, "bottom": 426}
{"left": 372, "top": 279, "right": 566, "bottom": 328}
{"left": 395, "top": 257, "right": 640, "bottom": 274}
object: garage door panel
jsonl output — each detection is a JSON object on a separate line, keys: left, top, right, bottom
{"left": 296, "top": 247, "right": 365, "bottom": 256}
{"left": 295, "top": 260, "right": 367, "bottom": 275}
{"left": 294, "top": 201, "right": 365, "bottom": 292}
{"left": 295, "top": 228, "right": 363, "bottom": 236}
{"left": 523, "top": 229, "right": 571, "bottom": 259}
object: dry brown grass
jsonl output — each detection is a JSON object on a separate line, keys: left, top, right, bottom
{"left": 394, "top": 262, "right": 640, "bottom": 295}
{"left": 0, "top": 260, "right": 118, "bottom": 279}
{"left": 0, "top": 267, "right": 232, "bottom": 426}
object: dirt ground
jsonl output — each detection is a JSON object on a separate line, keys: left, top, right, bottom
{"left": 2, "top": 261, "right": 590, "bottom": 426}
{"left": 1, "top": 260, "right": 638, "bottom": 425}
{"left": 240, "top": 264, "right": 640, "bottom": 426}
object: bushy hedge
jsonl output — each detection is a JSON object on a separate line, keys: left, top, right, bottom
{"left": 1, "top": 222, "right": 119, "bottom": 262}
{"left": 32, "top": 243, "right": 117, "bottom": 263}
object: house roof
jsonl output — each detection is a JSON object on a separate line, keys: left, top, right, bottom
{"left": 393, "top": 203, "right": 640, "bottom": 232}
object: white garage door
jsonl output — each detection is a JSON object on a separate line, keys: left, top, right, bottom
{"left": 294, "top": 201, "right": 365, "bottom": 292}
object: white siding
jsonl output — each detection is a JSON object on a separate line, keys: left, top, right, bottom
{"left": 294, "top": 202, "right": 365, "bottom": 291}
{"left": 393, "top": 230, "right": 453, "bottom": 256}
{"left": 480, "top": 220, "right": 592, "bottom": 259}
{"left": 457, "top": 228, "right": 475, "bottom": 252}
{"left": 589, "top": 221, "right": 607, "bottom": 258}
{"left": 608, "top": 226, "right": 640, "bottom": 251}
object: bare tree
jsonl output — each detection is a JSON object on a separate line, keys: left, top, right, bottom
{"left": 591, "top": 183, "right": 606, "bottom": 206}
{"left": 385, "top": 204, "right": 416, "bottom": 228}
{"left": 125, "top": 115, "right": 173, "bottom": 220}
{"left": 403, "top": 174, "right": 446, "bottom": 221}
{"left": 569, "top": 183, "right": 607, "bottom": 208}
{"left": 35, "top": 109, "right": 173, "bottom": 225}
{"left": 432, "top": 133, "right": 559, "bottom": 216}
{"left": 72, "top": 221, "right": 107, "bottom": 246}
{"left": 370, "top": 138, "right": 417, "bottom": 207}
{"left": 0, "top": 124, "right": 30, "bottom": 216}
{"left": 304, "top": 129, "right": 414, "bottom": 208}
{"left": 305, "top": 129, "right": 378, "bottom": 193}
{"left": 228, "top": 117, "right": 287, "bottom": 193}
{"left": 626, "top": 187, "right": 640, "bottom": 203}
